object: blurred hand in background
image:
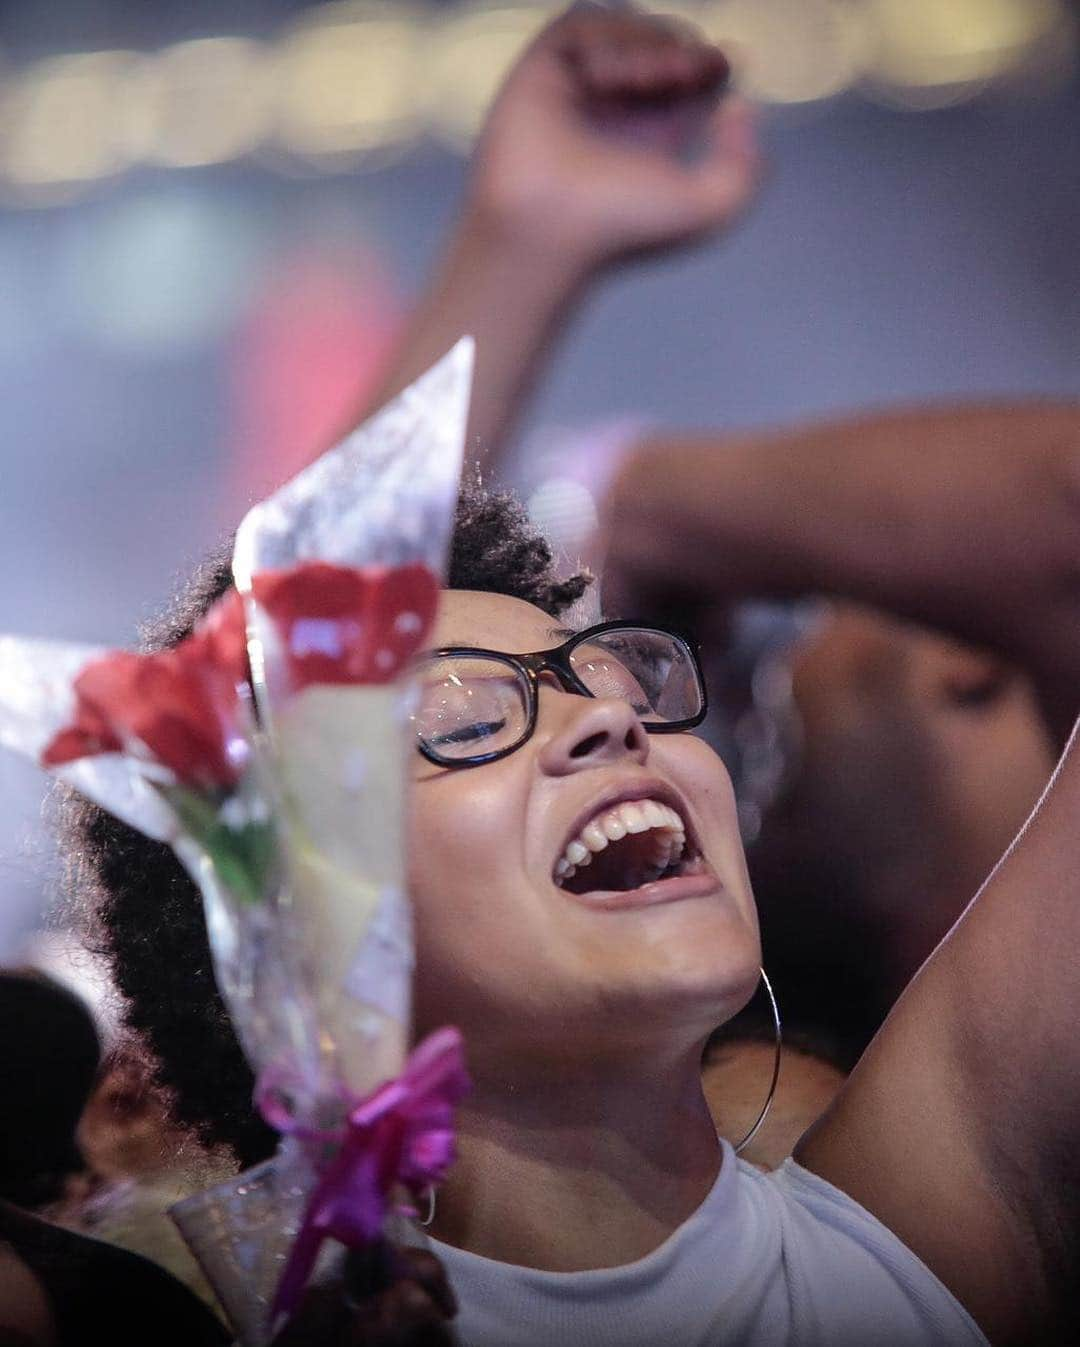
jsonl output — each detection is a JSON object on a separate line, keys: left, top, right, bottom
{"left": 367, "top": 4, "right": 760, "bottom": 458}
{"left": 467, "top": 4, "right": 760, "bottom": 273}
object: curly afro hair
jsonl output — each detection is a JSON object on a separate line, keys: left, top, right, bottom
{"left": 62, "top": 477, "right": 590, "bottom": 1166}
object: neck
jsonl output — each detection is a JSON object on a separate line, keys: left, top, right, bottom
{"left": 430, "top": 1040, "right": 721, "bottom": 1271}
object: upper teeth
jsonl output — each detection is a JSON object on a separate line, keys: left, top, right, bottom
{"left": 554, "top": 799, "right": 687, "bottom": 884}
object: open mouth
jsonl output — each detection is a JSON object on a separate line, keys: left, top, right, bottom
{"left": 552, "top": 797, "right": 705, "bottom": 896}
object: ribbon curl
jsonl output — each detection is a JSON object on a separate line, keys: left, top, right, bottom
{"left": 260, "top": 1026, "right": 471, "bottom": 1324}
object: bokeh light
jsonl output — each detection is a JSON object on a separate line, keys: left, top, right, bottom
{"left": 863, "top": 0, "right": 1071, "bottom": 109}
{"left": 275, "top": 3, "right": 424, "bottom": 165}
{"left": 56, "top": 191, "right": 265, "bottom": 354}
{"left": 0, "top": 0, "right": 1074, "bottom": 206}
{"left": 526, "top": 477, "right": 599, "bottom": 556}
{"left": 428, "top": 4, "right": 552, "bottom": 150}
{"left": 1, "top": 51, "right": 136, "bottom": 197}
{"left": 123, "top": 37, "right": 274, "bottom": 169}
{"left": 696, "top": 0, "right": 874, "bottom": 105}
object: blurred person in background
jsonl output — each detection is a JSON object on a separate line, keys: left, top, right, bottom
{"left": 601, "top": 409, "right": 1074, "bottom": 1160}
{"left": 601, "top": 409, "right": 1073, "bottom": 1092}
{"left": 0, "top": 971, "right": 100, "bottom": 1214}
{"left": 0, "top": 968, "right": 232, "bottom": 1346}
{"left": 356, "top": 3, "right": 1079, "bottom": 1165}
{"left": 60, "top": 1044, "right": 236, "bottom": 1307}
{"left": 0, "top": 971, "right": 456, "bottom": 1343}
{"left": 12, "top": 932, "right": 241, "bottom": 1306}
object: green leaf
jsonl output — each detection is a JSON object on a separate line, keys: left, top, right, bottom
{"left": 162, "top": 781, "right": 281, "bottom": 907}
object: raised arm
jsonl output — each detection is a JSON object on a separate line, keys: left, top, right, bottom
{"left": 603, "top": 403, "right": 1080, "bottom": 740}
{"left": 796, "top": 710, "right": 1080, "bottom": 1343}
{"left": 360, "top": 5, "right": 760, "bottom": 461}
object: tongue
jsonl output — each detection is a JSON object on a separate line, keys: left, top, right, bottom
{"left": 562, "top": 832, "right": 663, "bottom": 895}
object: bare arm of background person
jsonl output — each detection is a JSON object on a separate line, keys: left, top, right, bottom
{"left": 603, "top": 405, "right": 1080, "bottom": 741}
{"left": 799, "top": 702, "right": 1080, "bottom": 1342}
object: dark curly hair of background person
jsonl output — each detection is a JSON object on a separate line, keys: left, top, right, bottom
{"left": 63, "top": 477, "right": 591, "bottom": 1166}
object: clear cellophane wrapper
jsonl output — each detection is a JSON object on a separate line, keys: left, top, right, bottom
{"left": 231, "top": 336, "right": 471, "bottom": 1099}
{"left": 189, "top": 338, "right": 473, "bottom": 1340}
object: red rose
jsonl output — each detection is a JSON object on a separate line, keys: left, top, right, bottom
{"left": 42, "top": 588, "right": 250, "bottom": 790}
{"left": 251, "top": 561, "right": 439, "bottom": 690}
{"left": 40, "top": 697, "right": 123, "bottom": 765}
{"left": 39, "top": 559, "right": 437, "bottom": 786}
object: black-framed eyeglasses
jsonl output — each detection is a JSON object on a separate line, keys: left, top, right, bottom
{"left": 413, "top": 620, "right": 707, "bottom": 768}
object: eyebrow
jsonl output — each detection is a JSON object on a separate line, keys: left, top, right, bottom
{"left": 432, "top": 626, "right": 580, "bottom": 651}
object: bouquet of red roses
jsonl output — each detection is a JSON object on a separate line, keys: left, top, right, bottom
{"left": 0, "top": 340, "right": 473, "bottom": 1344}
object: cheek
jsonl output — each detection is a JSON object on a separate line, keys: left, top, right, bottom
{"left": 406, "top": 765, "right": 531, "bottom": 983}
{"left": 410, "top": 758, "right": 522, "bottom": 855}
{"left": 654, "top": 734, "right": 739, "bottom": 837}
{"left": 653, "top": 735, "right": 758, "bottom": 918}
{"left": 671, "top": 734, "right": 737, "bottom": 810}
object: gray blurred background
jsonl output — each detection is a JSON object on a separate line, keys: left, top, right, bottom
{"left": 2, "top": 0, "right": 1079, "bottom": 954}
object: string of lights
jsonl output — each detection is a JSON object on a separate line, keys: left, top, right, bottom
{"left": 0, "top": 0, "right": 1073, "bottom": 204}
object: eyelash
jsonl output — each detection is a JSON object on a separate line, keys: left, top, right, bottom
{"left": 429, "top": 718, "right": 508, "bottom": 747}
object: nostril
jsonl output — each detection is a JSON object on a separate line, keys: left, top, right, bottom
{"left": 570, "top": 731, "right": 608, "bottom": 759}
{"left": 624, "top": 728, "right": 639, "bottom": 750}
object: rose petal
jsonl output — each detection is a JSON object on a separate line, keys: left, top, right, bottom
{"left": 41, "top": 706, "right": 123, "bottom": 767}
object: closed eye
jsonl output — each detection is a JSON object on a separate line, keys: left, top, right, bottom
{"left": 427, "top": 719, "right": 508, "bottom": 748}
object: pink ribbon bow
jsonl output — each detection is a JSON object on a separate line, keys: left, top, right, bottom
{"left": 260, "top": 1026, "right": 471, "bottom": 1324}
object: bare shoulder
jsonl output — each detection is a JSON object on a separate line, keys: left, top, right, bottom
{"left": 793, "top": 720, "right": 1080, "bottom": 1345}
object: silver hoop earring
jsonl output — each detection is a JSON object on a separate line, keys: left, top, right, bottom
{"left": 731, "top": 966, "right": 782, "bottom": 1156}
{"left": 418, "top": 1185, "right": 436, "bottom": 1227}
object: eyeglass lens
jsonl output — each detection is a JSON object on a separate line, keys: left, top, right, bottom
{"left": 415, "top": 655, "right": 531, "bottom": 761}
{"left": 568, "top": 629, "right": 700, "bottom": 723}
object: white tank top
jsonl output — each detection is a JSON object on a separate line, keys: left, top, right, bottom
{"left": 426, "top": 1140, "right": 988, "bottom": 1347}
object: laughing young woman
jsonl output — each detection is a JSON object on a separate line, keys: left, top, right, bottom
{"left": 71, "top": 476, "right": 1078, "bottom": 1345}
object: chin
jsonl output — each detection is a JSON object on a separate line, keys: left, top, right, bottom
{"left": 581, "top": 907, "right": 763, "bottom": 1041}
{"left": 655, "top": 945, "right": 761, "bottom": 1030}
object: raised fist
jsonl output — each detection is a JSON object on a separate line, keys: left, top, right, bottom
{"left": 467, "top": 4, "right": 761, "bottom": 273}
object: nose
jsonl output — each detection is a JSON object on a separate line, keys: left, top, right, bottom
{"left": 537, "top": 692, "right": 650, "bottom": 776}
